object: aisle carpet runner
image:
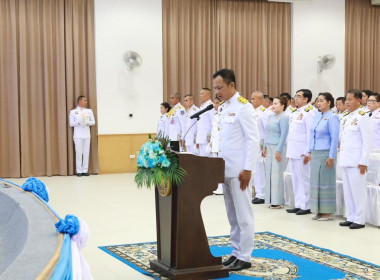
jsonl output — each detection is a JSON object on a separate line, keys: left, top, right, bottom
{"left": 99, "top": 232, "right": 380, "bottom": 280}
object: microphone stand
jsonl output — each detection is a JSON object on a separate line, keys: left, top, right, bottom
{"left": 181, "top": 117, "right": 199, "bottom": 152}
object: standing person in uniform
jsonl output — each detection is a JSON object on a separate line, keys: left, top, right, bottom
{"left": 250, "top": 91, "right": 267, "bottom": 204}
{"left": 168, "top": 93, "right": 187, "bottom": 152}
{"left": 361, "top": 89, "right": 373, "bottom": 112}
{"left": 339, "top": 89, "right": 372, "bottom": 229}
{"left": 263, "top": 97, "right": 289, "bottom": 209}
{"left": 196, "top": 88, "right": 214, "bottom": 156}
{"left": 280, "top": 93, "right": 295, "bottom": 117}
{"left": 286, "top": 89, "right": 316, "bottom": 215}
{"left": 183, "top": 94, "right": 199, "bottom": 153}
{"left": 69, "top": 96, "right": 96, "bottom": 177}
{"left": 157, "top": 102, "right": 171, "bottom": 137}
{"left": 368, "top": 93, "right": 380, "bottom": 149}
{"left": 207, "top": 96, "right": 224, "bottom": 195}
{"left": 309, "top": 93, "right": 340, "bottom": 221}
{"left": 213, "top": 69, "right": 259, "bottom": 271}
{"left": 263, "top": 95, "right": 271, "bottom": 109}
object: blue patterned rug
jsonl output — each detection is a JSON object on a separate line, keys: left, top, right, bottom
{"left": 99, "top": 232, "right": 380, "bottom": 280}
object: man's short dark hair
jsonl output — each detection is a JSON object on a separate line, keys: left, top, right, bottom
{"left": 77, "top": 96, "right": 86, "bottom": 103}
{"left": 202, "top": 87, "right": 211, "bottom": 92}
{"left": 263, "top": 94, "right": 270, "bottom": 100}
{"left": 212, "top": 69, "right": 236, "bottom": 88}
{"left": 371, "top": 93, "right": 380, "bottom": 102}
{"left": 280, "top": 92, "right": 291, "bottom": 103}
{"left": 362, "top": 89, "right": 373, "bottom": 97}
{"left": 269, "top": 97, "right": 273, "bottom": 102}
{"left": 347, "top": 89, "right": 362, "bottom": 99}
{"left": 296, "top": 89, "right": 312, "bottom": 103}
{"left": 336, "top": 97, "right": 346, "bottom": 103}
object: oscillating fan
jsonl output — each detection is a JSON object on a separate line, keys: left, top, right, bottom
{"left": 317, "top": 54, "right": 336, "bottom": 73}
{"left": 123, "top": 51, "right": 143, "bottom": 71}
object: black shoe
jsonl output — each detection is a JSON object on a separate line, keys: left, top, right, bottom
{"left": 252, "top": 198, "right": 265, "bottom": 204}
{"left": 228, "top": 259, "right": 252, "bottom": 271}
{"left": 286, "top": 208, "right": 300, "bottom": 213}
{"left": 339, "top": 221, "right": 353, "bottom": 227}
{"left": 222, "top": 256, "right": 236, "bottom": 266}
{"left": 349, "top": 223, "right": 365, "bottom": 229}
{"left": 77, "top": 173, "right": 82, "bottom": 177}
{"left": 296, "top": 209, "right": 311, "bottom": 215}
{"left": 82, "top": 173, "right": 89, "bottom": 176}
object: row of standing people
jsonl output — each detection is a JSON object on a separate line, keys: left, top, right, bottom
{"left": 253, "top": 89, "right": 379, "bottom": 230}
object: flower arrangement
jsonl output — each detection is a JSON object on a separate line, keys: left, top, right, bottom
{"left": 134, "top": 135, "right": 186, "bottom": 189}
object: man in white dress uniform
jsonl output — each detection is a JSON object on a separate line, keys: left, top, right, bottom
{"left": 196, "top": 88, "right": 214, "bottom": 156}
{"left": 213, "top": 69, "right": 259, "bottom": 271}
{"left": 250, "top": 91, "right": 267, "bottom": 204}
{"left": 183, "top": 94, "right": 199, "bottom": 153}
{"left": 168, "top": 92, "right": 187, "bottom": 152}
{"left": 69, "top": 96, "right": 96, "bottom": 176}
{"left": 286, "top": 89, "right": 316, "bottom": 215}
{"left": 339, "top": 89, "right": 372, "bottom": 229}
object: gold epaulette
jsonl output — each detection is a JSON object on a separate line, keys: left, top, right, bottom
{"left": 308, "top": 105, "right": 314, "bottom": 110}
{"left": 343, "top": 111, "right": 350, "bottom": 117}
{"left": 260, "top": 106, "right": 266, "bottom": 111}
{"left": 305, "top": 108, "right": 310, "bottom": 112}
{"left": 291, "top": 107, "right": 297, "bottom": 113}
{"left": 358, "top": 110, "right": 367, "bottom": 116}
{"left": 238, "top": 96, "right": 248, "bottom": 104}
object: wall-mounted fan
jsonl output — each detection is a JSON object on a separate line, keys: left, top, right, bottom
{"left": 123, "top": 51, "right": 143, "bottom": 71}
{"left": 318, "top": 54, "right": 336, "bottom": 73}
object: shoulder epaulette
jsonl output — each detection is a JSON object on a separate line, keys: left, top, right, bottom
{"left": 260, "top": 107, "right": 266, "bottom": 111}
{"left": 238, "top": 96, "right": 248, "bottom": 104}
{"left": 291, "top": 107, "right": 297, "bottom": 113}
{"left": 304, "top": 108, "right": 310, "bottom": 112}
{"left": 343, "top": 111, "right": 350, "bottom": 117}
{"left": 360, "top": 105, "right": 363, "bottom": 108}
{"left": 219, "top": 101, "right": 225, "bottom": 106}
{"left": 308, "top": 105, "right": 314, "bottom": 110}
{"left": 358, "top": 110, "right": 368, "bottom": 116}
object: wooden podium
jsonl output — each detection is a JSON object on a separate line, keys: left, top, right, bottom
{"left": 150, "top": 153, "right": 229, "bottom": 279}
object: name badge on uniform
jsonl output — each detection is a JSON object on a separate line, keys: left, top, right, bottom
{"left": 228, "top": 113, "right": 235, "bottom": 116}
{"left": 180, "top": 110, "right": 185, "bottom": 115}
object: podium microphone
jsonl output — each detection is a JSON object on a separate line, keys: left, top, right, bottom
{"left": 190, "top": 104, "right": 214, "bottom": 119}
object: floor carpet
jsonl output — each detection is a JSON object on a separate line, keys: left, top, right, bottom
{"left": 99, "top": 232, "right": 380, "bottom": 280}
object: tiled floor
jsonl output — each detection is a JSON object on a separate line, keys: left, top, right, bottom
{"left": 10, "top": 174, "right": 380, "bottom": 279}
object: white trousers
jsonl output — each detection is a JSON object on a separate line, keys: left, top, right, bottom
{"left": 253, "top": 158, "right": 265, "bottom": 199}
{"left": 223, "top": 177, "right": 254, "bottom": 262}
{"left": 289, "top": 159, "right": 310, "bottom": 210}
{"left": 341, "top": 167, "right": 367, "bottom": 225}
{"left": 74, "top": 138, "right": 91, "bottom": 173}
{"left": 198, "top": 143, "right": 209, "bottom": 156}
{"left": 185, "top": 145, "right": 196, "bottom": 154}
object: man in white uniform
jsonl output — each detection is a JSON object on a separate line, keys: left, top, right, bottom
{"left": 250, "top": 91, "right": 267, "bottom": 204}
{"left": 195, "top": 88, "right": 214, "bottom": 156}
{"left": 280, "top": 93, "right": 296, "bottom": 118}
{"left": 213, "top": 69, "right": 259, "bottom": 271}
{"left": 168, "top": 92, "right": 187, "bottom": 152}
{"left": 183, "top": 94, "right": 199, "bottom": 153}
{"left": 286, "top": 89, "right": 316, "bottom": 215}
{"left": 339, "top": 89, "right": 372, "bottom": 229}
{"left": 69, "top": 96, "right": 95, "bottom": 176}
{"left": 335, "top": 97, "right": 348, "bottom": 120}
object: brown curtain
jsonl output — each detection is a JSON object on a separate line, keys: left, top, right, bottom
{"left": 346, "top": 0, "right": 380, "bottom": 92}
{"left": 0, "top": 0, "right": 99, "bottom": 178}
{"left": 163, "top": 0, "right": 291, "bottom": 102}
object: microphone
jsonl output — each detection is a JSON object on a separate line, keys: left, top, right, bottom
{"left": 190, "top": 104, "right": 214, "bottom": 119}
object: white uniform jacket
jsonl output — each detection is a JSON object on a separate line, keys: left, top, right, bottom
{"left": 196, "top": 100, "right": 214, "bottom": 144}
{"left": 217, "top": 93, "right": 260, "bottom": 178}
{"left": 254, "top": 105, "right": 267, "bottom": 147}
{"left": 339, "top": 108, "right": 372, "bottom": 167}
{"left": 168, "top": 103, "right": 187, "bottom": 141}
{"left": 286, "top": 103, "right": 316, "bottom": 159}
{"left": 184, "top": 105, "right": 199, "bottom": 145}
{"left": 370, "top": 108, "right": 380, "bottom": 150}
{"left": 157, "top": 113, "right": 169, "bottom": 138}
{"left": 69, "top": 107, "right": 95, "bottom": 139}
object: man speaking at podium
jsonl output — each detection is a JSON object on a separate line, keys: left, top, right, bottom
{"left": 213, "top": 69, "right": 259, "bottom": 271}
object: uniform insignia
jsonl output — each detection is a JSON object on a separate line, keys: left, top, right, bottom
{"left": 360, "top": 105, "right": 363, "bottom": 108}
{"left": 291, "top": 107, "right": 297, "bottom": 113}
{"left": 168, "top": 109, "right": 173, "bottom": 117}
{"left": 297, "top": 113, "right": 304, "bottom": 120}
{"left": 304, "top": 108, "right": 310, "bottom": 112}
{"left": 308, "top": 105, "right": 314, "bottom": 110}
{"left": 193, "top": 107, "right": 197, "bottom": 111}
{"left": 358, "top": 110, "right": 365, "bottom": 116}
{"left": 260, "top": 107, "right": 266, "bottom": 111}
{"left": 343, "top": 111, "right": 350, "bottom": 117}
{"left": 180, "top": 110, "right": 185, "bottom": 115}
{"left": 351, "top": 118, "right": 358, "bottom": 125}
{"left": 220, "top": 101, "right": 225, "bottom": 106}
{"left": 323, "top": 118, "right": 328, "bottom": 120}
{"left": 238, "top": 96, "right": 248, "bottom": 104}
{"left": 228, "top": 113, "right": 235, "bottom": 116}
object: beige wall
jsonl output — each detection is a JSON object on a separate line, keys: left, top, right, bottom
{"left": 98, "top": 134, "right": 154, "bottom": 173}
